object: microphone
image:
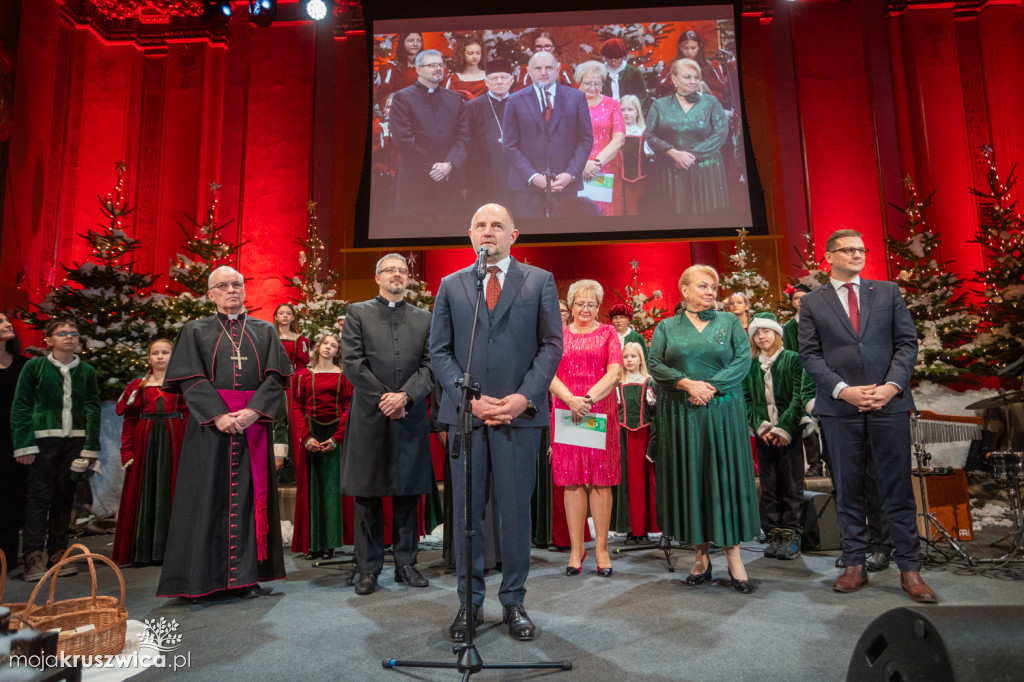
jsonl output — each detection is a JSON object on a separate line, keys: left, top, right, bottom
{"left": 475, "top": 245, "right": 490, "bottom": 281}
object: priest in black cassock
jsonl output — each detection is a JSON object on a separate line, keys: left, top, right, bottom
{"left": 156, "top": 266, "right": 292, "bottom": 600}
{"left": 341, "top": 254, "right": 435, "bottom": 595}
{"left": 464, "top": 59, "right": 515, "bottom": 210}
{"left": 389, "top": 49, "right": 470, "bottom": 222}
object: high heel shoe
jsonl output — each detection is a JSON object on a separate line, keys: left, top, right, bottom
{"left": 727, "top": 568, "right": 754, "bottom": 594}
{"left": 566, "top": 549, "right": 586, "bottom": 576}
{"left": 596, "top": 566, "right": 613, "bottom": 577}
{"left": 683, "top": 565, "right": 712, "bottom": 586}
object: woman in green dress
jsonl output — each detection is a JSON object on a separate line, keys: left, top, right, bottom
{"left": 644, "top": 59, "right": 729, "bottom": 215}
{"left": 648, "top": 265, "right": 759, "bottom": 593}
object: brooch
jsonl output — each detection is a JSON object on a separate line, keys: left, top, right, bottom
{"left": 713, "top": 329, "right": 726, "bottom": 345}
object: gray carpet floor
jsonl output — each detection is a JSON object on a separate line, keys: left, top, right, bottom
{"left": 6, "top": 527, "right": 1024, "bottom": 681}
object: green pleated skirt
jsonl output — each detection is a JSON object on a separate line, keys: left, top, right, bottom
{"left": 653, "top": 390, "right": 759, "bottom": 546}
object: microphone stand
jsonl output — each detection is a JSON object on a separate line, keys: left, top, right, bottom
{"left": 383, "top": 252, "right": 571, "bottom": 679}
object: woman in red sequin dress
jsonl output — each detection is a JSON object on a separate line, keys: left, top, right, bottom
{"left": 576, "top": 61, "right": 625, "bottom": 217}
{"left": 113, "top": 339, "right": 187, "bottom": 565}
{"left": 549, "top": 279, "right": 623, "bottom": 576}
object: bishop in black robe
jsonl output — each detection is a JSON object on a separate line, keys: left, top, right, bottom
{"left": 156, "top": 310, "right": 292, "bottom": 598}
{"left": 464, "top": 62, "right": 514, "bottom": 210}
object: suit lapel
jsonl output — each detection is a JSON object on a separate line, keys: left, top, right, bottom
{"left": 489, "top": 258, "right": 525, "bottom": 323}
{"left": 822, "top": 284, "right": 858, "bottom": 339}
{"left": 458, "top": 267, "right": 490, "bottom": 329}
{"left": 858, "top": 280, "right": 876, "bottom": 336}
{"left": 525, "top": 87, "right": 545, "bottom": 130}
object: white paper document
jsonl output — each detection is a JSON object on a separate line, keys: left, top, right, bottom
{"left": 577, "top": 173, "right": 614, "bottom": 203}
{"left": 552, "top": 408, "right": 608, "bottom": 450}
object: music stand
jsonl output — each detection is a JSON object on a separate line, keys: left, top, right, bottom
{"left": 383, "top": 252, "right": 571, "bottom": 679}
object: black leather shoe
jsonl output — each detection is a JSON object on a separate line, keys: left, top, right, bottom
{"left": 865, "top": 552, "right": 891, "bottom": 572}
{"left": 354, "top": 572, "right": 378, "bottom": 595}
{"left": 237, "top": 584, "right": 268, "bottom": 599}
{"left": 683, "top": 566, "right": 712, "bottom": 586}
{"left": 395, "top": 564, "right": 429, "bottom": 587}
{"left": 597, "top": 566, "right": 613, "bottom": 577}
{"left": 502, "top": 602, "right": 536, "bottom": 641}
{"left": 448, "top": 604, "right": 483, "bottom": 643}
{"left": 727, "top": 569, "right": 754, "bottom": 594}
{"left": 835, "top": 556, "right": 846, "bottom": 568}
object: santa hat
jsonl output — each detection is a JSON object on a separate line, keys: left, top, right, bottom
{"left": 747, "top": 312, "right": 783, "bottom": 340}
{"left": 600, "top": 39, "right": 629, "bottom": 59}
{"left": 608, "top": 303, "right": 633, "bottom": 319}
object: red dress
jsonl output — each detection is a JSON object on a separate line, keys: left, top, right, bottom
{"left": 551, "top": 324, "right": 622, "bottom": 486}
{"left": 290, "top": 369, "right": 353, "bottom": 554}
{"left": 112, "top": 381, "right": 187, "bottom": 565}
{"left": 444, "top": 73, "right": 488, "bottom": 100}
{"left": 585, "top": 96, "right": 625, "bottom": 217}
{"left": 280, "top": 336, "right": 310, "bottom": 374}
{"left": 376, "top": 61, "right": 417, "bottom": 103}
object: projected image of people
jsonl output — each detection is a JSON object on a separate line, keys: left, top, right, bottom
{"left": 366, "top": 7, "right": 757, "bottom": 242}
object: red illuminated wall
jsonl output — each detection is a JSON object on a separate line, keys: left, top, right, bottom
{"left": 2, "top": 0, "right": 1022, "bottom": 328}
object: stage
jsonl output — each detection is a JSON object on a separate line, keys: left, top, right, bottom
{"left": 5, "top": 520, "right": 1024, "bottom": 681}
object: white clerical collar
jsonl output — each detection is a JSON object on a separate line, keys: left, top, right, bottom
{"left": 226, "top": 311, "right": 246, "bottom": 320}
{"left": 389, "top": 300, "right": 398, "bottom": 307}
{"left": 489, "top": 92, "right": 508, "bottom": 102}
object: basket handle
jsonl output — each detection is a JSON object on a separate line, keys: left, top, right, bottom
{"left": 43, "top": 544, "right": 101, "bottom": 606}
{"left": 22, "top": 550, "right": 126, "bottom": 619}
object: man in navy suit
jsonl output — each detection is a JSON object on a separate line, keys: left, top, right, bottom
{"left": 502, "top": 51, "right": 593, "bottom": 218}
{"left": 799, "top": 229, "right": 937, "bottom": 603}
{"left": 430, "top": 203, "right": 563, "bottom": 641}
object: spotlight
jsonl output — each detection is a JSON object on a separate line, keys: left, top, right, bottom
{"left": 203, "top": 1, "right": 231, "bottom": 20}
{"left": 249, "top": 0, "right": 277, "bottom": 27}
{"left": 306, "top": 0, "right": 329, "bottom": 21}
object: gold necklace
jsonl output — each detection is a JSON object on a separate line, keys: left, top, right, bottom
{"left": 570, "top": 322, "right": 598, "bottom": 334}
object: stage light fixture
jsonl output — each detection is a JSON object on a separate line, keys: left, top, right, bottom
{"left": 203, "top": 1, "right": 232, "bottom": 20}
{"left": 249, "top": 0, "right": 277, "bottom": 27}
{"left": 306, "top": 0, "right": 329, "bottom": 21}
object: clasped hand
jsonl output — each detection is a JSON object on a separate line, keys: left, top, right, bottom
{"left": 429, "top": 161, "right": 452, "bottom": 182}
{"left": 379, "top": 392, "right": 407, "bottom": 420}
{"left": 472, "top": 393, "right": 528, "bottom": 426}
{"left": 567, "top": 395, "right": 593, "bottom": 424}
{"left": 667, "top": 149, "right": 697, "bottom": 170}
{"left": 530, "top": 172, "right": 572, "bottom": 192}
{"left": 305, "top": 437, "right": 335, "bottom": 453}
{"left": 214, "top": 408, "right": 259, "bottom": 435}
{"left": 678, "top": 378, "right": 716, "bottom": 406}
{"left": 839, "top": 383, "right": 898, "bottom": 412}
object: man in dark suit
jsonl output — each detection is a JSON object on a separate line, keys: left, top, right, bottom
{"left": 389, "top": 49, "right": 470, "bottom": 221}
{"left": 799, "top": 229, "right": 937, "bottom": 603}
{"left": 502, "top": 51, "right": 593, "bottom": 219}
{"left": 430, "top": 203, "right": 563, "bottom": 642}
{"left": 464, "top": 59, "right": 515, "bottom": 209}
{"left": 341, "top": 254, "right": 434, "bottom": 596}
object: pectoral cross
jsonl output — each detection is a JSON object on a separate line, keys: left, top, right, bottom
{"left": 231, "top": 349, "right": 247, "bottom": 369}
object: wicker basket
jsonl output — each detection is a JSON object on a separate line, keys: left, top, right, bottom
{"left": 20, "top": 545, "right": 128, "bottom": 658}
{"left": 0, "top": 548, "right": 29, "bottom": 630}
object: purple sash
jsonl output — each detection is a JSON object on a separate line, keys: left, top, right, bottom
{"left": 218, "top": 389, "right": 271, "bottom": 561}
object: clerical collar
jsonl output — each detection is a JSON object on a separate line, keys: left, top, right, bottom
{"left": 489, "top": 92, "right": 508, "bottom": 102}
{"left": 217, "top": 310, "right": 246, "bottom": 321}
{"left": 415, "top": 81, "right": 436, "bottom": 94}
{"left": 376, "top": 294, "right": 405, "bottom": 308}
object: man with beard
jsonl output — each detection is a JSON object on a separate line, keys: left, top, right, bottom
{"left": 341, "top": 254, "right": 434, "bottom": 595}
{"left": 389, "top": 49, "right": 470, "bottom": 221}
{"left": 464, "top": 59, "right": 515, "bottom": 209}
{"left": 157, "top": 266, "right": 291, "bottom": 600}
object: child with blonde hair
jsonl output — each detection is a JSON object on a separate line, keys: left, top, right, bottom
{"left": 614, "top": 341, "right": 659, "bottom": 544}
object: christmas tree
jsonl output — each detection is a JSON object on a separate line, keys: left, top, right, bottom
{"left": 22, "top": 161, "right": 161, "bottom": 399}
{"left": 158, "top": 181, "right": 240, "bottom": 335}
{"left": 789, "top": 231, "right": 830, "bottom": 292}
{"left": 289, "top": 201, "right": 348, "bottom": 340}
{"left": 612, "top": 259, "right": 669, "bottom": 340}
{"left": 722, "top": 227, "right": 771, "bottom": 312}
{"left": 969, "top": 146, "right": 1024, "bottom": 377}
{"left": 402, "top": 251, "right": 435, "bottom": 311}
{"left": 885, "top": 176, "right": 976, "bottom": 382}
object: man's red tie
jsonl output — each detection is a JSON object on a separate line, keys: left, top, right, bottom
{"left": 543, "top": 89, "right": 552, "bottom": 122}
{"left": 843, "top": 282, "right": 859, "bottom": 334}
{"left": 486, "top": 266, "right": 501, "bottom": 310}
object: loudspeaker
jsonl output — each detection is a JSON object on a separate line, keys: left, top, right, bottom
{"left": 800, "top": 490, "right": 841, "bottom": 551}
{"left": 848, "top": 606, "right": 1024, "bottom": 681}
{"left": 912, "top": 469, "right": 974, "bottom": 541}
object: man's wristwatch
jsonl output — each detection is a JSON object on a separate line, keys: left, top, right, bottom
{"left": 522, "top": 399, "right": 538, "bottom": 419}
